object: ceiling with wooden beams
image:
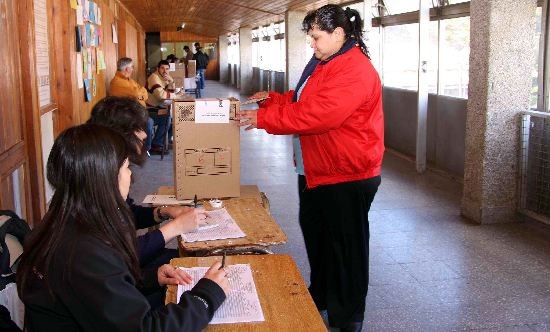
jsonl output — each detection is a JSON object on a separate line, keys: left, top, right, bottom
{"left": 118, "top": 0, "right": 354, "bottom": 36}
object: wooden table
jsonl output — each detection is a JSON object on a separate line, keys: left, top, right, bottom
{"left": 157, "top": 185, "right": 286, "bottom": 256}
{"left": 166, "top": 255, "right": 326, "bottom": 332}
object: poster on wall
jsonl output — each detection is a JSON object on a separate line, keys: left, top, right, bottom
{"left": 112, "top": 23, "right": 118, "bottom": 44}
{"left": 76, "top": 5, "right": 84, "bottom": 25}
{"left": 83, "top": 79, "right": 91, "bottom": 101}
{"left": 74, "top": 0, "right": 104, "bottom": 102}
{"left": 76, "top": 53, "right": 83, "bottom": 89}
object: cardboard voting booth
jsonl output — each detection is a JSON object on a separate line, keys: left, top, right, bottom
{"left": 172, "top": 98, "right": 240, "bottom": 199}
{"left": 187, "top": 60, "right": 196, "bottom": 78}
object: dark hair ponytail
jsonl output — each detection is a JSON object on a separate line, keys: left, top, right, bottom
{"left": 344, "top": 7, "right": 370, "bottom": 59}
{"left": 302, "top": 4, "right": 370, "bottom": 59}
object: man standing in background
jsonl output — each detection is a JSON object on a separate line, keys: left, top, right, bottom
{"left": 193, "top": 45, "right": 209, "bottom": 90}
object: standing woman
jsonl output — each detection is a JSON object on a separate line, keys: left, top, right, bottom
{"left": 238, "top": 5, "right": 383, "bottom": 331}
{"left": 17, "top": 124, "right": 228, "bottom": 331}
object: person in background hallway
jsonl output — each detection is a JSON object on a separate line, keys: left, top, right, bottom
{"left": 183, "top": 45, "right": 193, "bottom": 66}
{"left": 146, "top": 60, "right": 180, "bottom": 154}
{"left": 237, "top": 5, "right": 383, "bottom": 331}
{"left": 17, "top": 124, "right": 229, "bottom": 331}
{"left": 88, "top": 96, "right": 201, "bottom": 276}
{"left": 192, "top": 45, "right": 209, "bottom": 90}
{"left": 166, "top": 54, "right": 177, "bottom": 63}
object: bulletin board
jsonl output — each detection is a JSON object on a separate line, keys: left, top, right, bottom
{"left": 70, "top": 0, "right": 108, "bottom": 102}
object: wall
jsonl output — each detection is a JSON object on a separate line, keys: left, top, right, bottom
{"left": 383, "top": 87, "right": 467, "bottom": 176}
{"left": 53, "top": 0, "right": 146, "bottom": 132}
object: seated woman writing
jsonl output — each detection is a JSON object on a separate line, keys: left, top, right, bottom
{"left": 17, "top": 124, "right": 229, "bottom": 331}
{"left": 88, "top": 96, "right": 196, "bottom": 271}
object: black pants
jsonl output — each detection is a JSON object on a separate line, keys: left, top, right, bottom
{"left": 298, "top": 175, "right": 380, "bottom": 327}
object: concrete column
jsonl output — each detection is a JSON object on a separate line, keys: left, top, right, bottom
{"left": 239, "top": 27, "right": 253, "bottom": 95}
{"left": 461, "top": 0, "right": 537, "bottom": 223}
{"left": 285, "top": 10, "right": 308, "bottom": 91}
{"left": 219, "top": 35, "right": 229, "bottom": 84}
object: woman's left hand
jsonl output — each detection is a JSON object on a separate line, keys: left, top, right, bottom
{"left": 158, "top": 264, "right": 193, "bottom": 286}
{"left": 236, "top": 110, "right": 258, "bottom": 130}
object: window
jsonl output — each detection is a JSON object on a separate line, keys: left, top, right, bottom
{"left": 256, "top": 22, "right": 286, "bottom": 72}
{"left": 428, "top": 21, "right": 439, "bottom": 94}
{"left": 532, "top": 6, "right": 542, "bottom": 109}
{"left": 382, "top": 0, "right": 418, "bottom": 15}
{"left": 438, "top": 17, "right": 470, "bottom": 98}
{"left": 252, "top": 29, "right": 259, "bottom": 67}
{"left": 383, "top": 23, "right": 419, "bottom": 90}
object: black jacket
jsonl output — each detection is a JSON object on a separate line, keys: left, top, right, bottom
{"left": 192, "top": 51, "right": 209, "bottom": 69}
{"left": 20, "top": 223, "right": 226, "bottom": 331}
{"left": 127, "top": 197, "right": 166, "bottom": 266}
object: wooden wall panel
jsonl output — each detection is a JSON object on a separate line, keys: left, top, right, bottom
{"left": 160, "top": 31, "right": 217, "bottom": 44}
{"left": 125, "top": 22, "right": 138, "bottom": 65}
{"left": 0, "top": 0, "right": 24, "bottom": 153}
{"left": 101, "top": 1, "right": 118, "bottom": 98}
{"left": 136, "top": 29, "right": 146, "bottom": 85}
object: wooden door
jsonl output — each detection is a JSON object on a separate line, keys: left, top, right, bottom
{"left": 0, "top": 0, "right": 29, "bottom": 219}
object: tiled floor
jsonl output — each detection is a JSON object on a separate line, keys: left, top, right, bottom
{"left": 130, "top": 80, "right": 550, "bottom": 331}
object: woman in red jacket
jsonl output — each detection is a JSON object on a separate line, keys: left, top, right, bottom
{"left": 238, "top": 5, "right": 383, "bottom": 331}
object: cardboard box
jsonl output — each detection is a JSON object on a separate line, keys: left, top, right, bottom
{"left": 171, "top": 68, "right": 185, "bottom": 88}
{"left": 172, "top": 98, "right": 240, "bottom": 199}
{"left": 187, "top": 60, "right": 196, "bottom": 78}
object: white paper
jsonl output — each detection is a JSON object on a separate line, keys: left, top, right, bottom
{"left": 142, "top": 194, "right": 193, "bottom": 205}
{"left": 76, "top": 5, "right": 84, "bottom": 25}
{"left": 241, "top": 97, "right": 269, "bottom": 105}
{"left": 112, "top": 23, "right": 118, "bottom": 44}
{"left": 195, "top": 99, "right": 230, "bottom": 124}
{"left": 183, "top": 77, "right": 196, "bottom": 89}
{"left": 169, "top": 63, "right": 176, "bottom": 71}
{"left": 181, "top": 208, "right": 245, "bottom": 242}
{"left": 76, "top": 53, "right": 83, "bottom": 88}
{"left": 177, "top": 264, "right": 264, "bottom": 324}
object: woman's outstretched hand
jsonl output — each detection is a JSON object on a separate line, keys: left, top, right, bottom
{"left": 236, "top": 110, "right": 258, "bottom": 130}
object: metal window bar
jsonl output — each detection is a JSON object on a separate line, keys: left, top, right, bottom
{"left": 519, "top": 110, "right": 550, "bottom": 225}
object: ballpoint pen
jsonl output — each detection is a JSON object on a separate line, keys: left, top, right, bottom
{"left": 220, "top": 250, "right": 226, "bottom": 270}
{"left": 193, "top": 194, "right": 198, "bottom": 208}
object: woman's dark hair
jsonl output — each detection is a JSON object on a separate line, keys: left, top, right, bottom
{"left": 88, "top": 96, "right": 148, "bottom": 165}
{"left": 302, "top": 4, "right": 370, "bottom": 58}
{"left": 17, "top": 124, "right": 141, "bottom": 296}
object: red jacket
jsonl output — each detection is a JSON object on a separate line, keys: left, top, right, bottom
{"left": 257, "top": 46, "right": 384, "bottom": 188}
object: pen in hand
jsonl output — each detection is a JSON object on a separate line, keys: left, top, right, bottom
{"left": 194, "top": 194, "right": 198, "bottom": 208}
{"left": 219, "top": 251, "right": 226, "bottom": 270}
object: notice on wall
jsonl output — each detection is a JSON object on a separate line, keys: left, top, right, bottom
{"left": 34, "top": 0, "right": 51, "bottom": 107}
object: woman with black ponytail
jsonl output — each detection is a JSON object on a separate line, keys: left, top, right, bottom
{"left": 238, "top": 4, "right": 383, "bottom": 331}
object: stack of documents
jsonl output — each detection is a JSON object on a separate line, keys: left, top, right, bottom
{"left": 177, "top": 264, "right": 264, "bottom": 324}
{"left": 182, "top": 208, "right": 245, "bottom": 242}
